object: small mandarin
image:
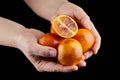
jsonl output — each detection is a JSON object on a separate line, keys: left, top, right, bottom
{"left": 57, "top": 38, "right": 83, "bottom": 66}
{"left": 39, "top": 33, "right": 63, "bottom": 48}
{"left": 73, "top": 28, "right": 95, "bottom": 52}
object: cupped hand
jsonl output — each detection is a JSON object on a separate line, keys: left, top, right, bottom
{"left": 51, "top": 2, "right": 101, "bottom": 59}
{"left": 17, "top": 28, "right": 86, "bottom": 72}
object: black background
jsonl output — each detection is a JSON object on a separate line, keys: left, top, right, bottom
{"left": 1, "top": 0, "right": 118, "bottom": 80}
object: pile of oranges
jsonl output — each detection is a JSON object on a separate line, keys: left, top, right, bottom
{"left": 39, "top": 15, "right": 95, "bottom": 66}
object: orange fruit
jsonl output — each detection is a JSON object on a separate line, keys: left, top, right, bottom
{"left": 38, "top": 33, "right": 63, "bottom": 48}
{"left": 51, "top": 15, "right": 78, "bottom": 38}
{"left": 50, "top": 26, "right": 56, "bottom": 34}
{"left": 73, "top": 28, "right": 95, "bottom": 52}
{"left": 57, "top": 38, "right": 83, "bottom": 66}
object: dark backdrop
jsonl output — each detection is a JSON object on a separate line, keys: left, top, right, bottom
{"left": 1, "top": 0, "right": 118, "bottom": 80}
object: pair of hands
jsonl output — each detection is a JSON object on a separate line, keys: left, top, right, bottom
{"left": 18, "top": 2, "right": 101, "bottom": 72}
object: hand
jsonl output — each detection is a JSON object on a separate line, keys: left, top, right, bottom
{"left": 51, "top": 2, "right": 101, "bottom": 59}
{"left": 17, "top": 28, "right": 86, "bottom": 72}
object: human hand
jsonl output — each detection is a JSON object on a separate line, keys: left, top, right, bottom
{"left": 17, "top": 28, "right": 86, "bottom": 72}
{"left": 51, "top": 1, "right": 101, "bottom": 60}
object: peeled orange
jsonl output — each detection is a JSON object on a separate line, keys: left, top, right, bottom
{"left": 51, "top": 15, "right": 78, "bottom": 38}
{"left": 73, "top": 28, "right": 95, "bottom": 52}
{"left": 57, "top": 38, "right": 83, "bottom": 66}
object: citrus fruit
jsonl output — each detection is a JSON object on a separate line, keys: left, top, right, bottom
{"left": 57, "top": 38, "right": 83, "bottom": 66}
{"left": 51, "top": 15, "right": 78, "bottom": 38}
{"left": 50, "top": 26, "right": 56, "bottom": 34}
{"left": 73, "top": 28, "right": 95, "bottom": 52}
{"left": 38, "top": 33, "right": 63, "bottom": 48}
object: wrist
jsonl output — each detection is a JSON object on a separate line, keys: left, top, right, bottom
{"left": 47, "top": 0, "right": 69, "bottom": 22}
{"left": 24, "top": 0, "right": 68, "bottom": 22}
{"left": 14, "top": 27, "right": 29, "bottom": 50}
{"left": 0, "top": 17, "right": 27, "bottom": 49}
{"left": 49, "top": 1, "right": 69, "bottom": 23}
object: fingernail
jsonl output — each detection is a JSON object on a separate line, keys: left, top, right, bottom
{"left": 85, "top": 51, "right": 93, "bottom": 59}
{"left": 93, "top": 49, "right": 99, "bottom": 55}
{"left": 83, "top": 61, "right": 86, "bottom": 66}
{"left": 79, "top": 60, "right": 86, "bottom": 67}
{"left": 81, "top": 60, "right": 86, "bottom": 66}
{"left": 49, "top": 50, "right": 56, "bottom": 57}
{"left": 74, "top": 66, "right": 78, "bottom": 71}
{"left": 94, "top": 51, "right": 97, "bottom": 55}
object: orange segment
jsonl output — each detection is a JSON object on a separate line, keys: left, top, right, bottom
{"left": 51, "top": 15, "right": 78, "bottom": 38}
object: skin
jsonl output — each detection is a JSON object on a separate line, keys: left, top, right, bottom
{"left": 0, "top": 0, "right": 101, "bottom": 72}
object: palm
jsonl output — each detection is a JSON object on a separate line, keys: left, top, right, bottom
{"left": 54, "top": 2, "right": 101, "bottom": 59}
{"left": 53, "top": 2, "right": 75, "bottom": 21}
{"left": 22, "top": 29, "right": 86, "bottom": 72}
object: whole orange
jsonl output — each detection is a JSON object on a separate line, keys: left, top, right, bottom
{"left": 57, "top": 38, "right": 83, "bottom": 66}
{"left": 73, "top": 28, "right": 95, "bottom": 52}
{"left": 39, "top": 33, "right": 63, "bottom": 48}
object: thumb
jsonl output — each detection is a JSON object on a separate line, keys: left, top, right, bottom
{"left": 31, "top": 44, "right": 57, "bottom": 57}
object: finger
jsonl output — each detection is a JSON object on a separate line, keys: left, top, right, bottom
{"left": 86, "top": 21, "right": 101, "bottom": 54}
{"left": 28, "top": 28, "right": 57, "bottom": 57}
{"left": 29, "top": 43, "right": 57, "bottom": 57}
{"left": 73, "top": 5, "right": 91, "bottom": 29}
{"left": 77, "top": 60, "right": 86, "bottom": 67}
{"left": 84, "top": 51, "right": 93, "bottom": 60}
{"left": 76, "top": 56, "right": 86, "bottom": 67}
{"left": 39, "top": 45, "right": 57, "bottom": 57}
{"left": 35, "top": 61, "right": 78, "bottom": 72}
{"left": 90, "top": 24, "right": 101, "bottom": 54}
{"left": 81, "top": 55, "right": 85, "bottom": 60}
{"left": 74, "top": 6, "right": 101, "bottom": 54}
{"left": 29, "top": 28, "right": 45, "bottom": 39}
